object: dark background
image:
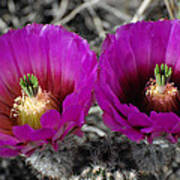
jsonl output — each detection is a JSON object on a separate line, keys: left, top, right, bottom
{"left": 0, "top": 0, "right": 179, "bottom": 179}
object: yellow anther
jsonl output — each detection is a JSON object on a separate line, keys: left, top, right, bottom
{"left": 11, "top": 87, "right": 57, "bottom": 129}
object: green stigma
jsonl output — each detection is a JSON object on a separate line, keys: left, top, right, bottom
{"left": 154, "top": 64, "right": 172, "bottom": 87}
{"left": 20, "top": 74, "right": 39, "bottom": 97}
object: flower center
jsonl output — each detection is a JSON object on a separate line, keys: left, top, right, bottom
{"left": 144, "top": 64, "right": 180, "bottom": 113}
{"left": 11, "top": 74, "right": 57, "bottom": 129}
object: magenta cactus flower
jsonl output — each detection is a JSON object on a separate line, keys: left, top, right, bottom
{"left": 0, "top": 24, "right": 97, "bottom": 157}
{"left": 96, "top": 20, "right": 180, "bottom": 143}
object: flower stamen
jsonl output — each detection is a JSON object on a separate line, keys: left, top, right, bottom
{"left": 11, "top": 74, "right": 58, "bottom": 129}
{"left": 144, "top": 64, "right": 180, "bottom": 113}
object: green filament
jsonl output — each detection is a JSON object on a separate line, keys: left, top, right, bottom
{"left": 154, "top": 64, "right": 172, "bottom": 86}
{"left": 20, "top": 74, "right": 39, "bottom": 97}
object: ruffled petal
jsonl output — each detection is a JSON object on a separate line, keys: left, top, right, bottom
{"left": 0, "top": 133, "right": 19, "bottom": 146}
{"left": 13, "top": 124, "right": 33, "bottom": 141}
{"left": 119, "top": 127, "right": 144, "bottom": 142}
{"left": 31, "top": 128, "right": 55, "bottom": 141}
{"left": 150, "top": 111, "right": 180, "bottom": 142}
{"left": 0, "top": 147, "right": 19, "bottom": 157}
{"left": 13, "top": 124, "right": 55, "bottom": 145}
{"left": 150, "top": 111, "right": 180, "bottom": 132}
{"left": 40, "top": 109, "right": 60, "bottom": 129}
{"left": 53, "top": 105, "right": 84, "bottom": 141}
{"left": 166, "top": 134, "right": 178, "bottom": 143}
{"left": 127, "top": 112, "right": 152, "bottom": 127}
{"left": 63, "top": 83, "right": 94, "bottom": 115}
{"left": 103, "top": 111, "right": 128, "bottom": 131}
